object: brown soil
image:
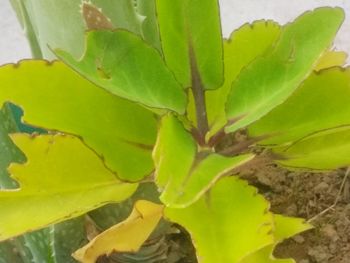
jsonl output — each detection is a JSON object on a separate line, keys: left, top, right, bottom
{"left": 242, "top": 163, "right": 350, "bottom": 263}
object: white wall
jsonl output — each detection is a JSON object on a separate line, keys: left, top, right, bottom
{"left": 0, "top": 0, "right": 349, "bottom": 64}
{"left": 0, "top": 0, "right": 31, "bottom": 64}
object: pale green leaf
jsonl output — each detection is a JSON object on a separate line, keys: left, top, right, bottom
{"left": 156, "top": 0, "right": 223, "bottom": 89}
{"left": 0, "top": 134, "right": 137, "bottom": 241}
{"left": 56, "top": 30, "right": 186, "bottom": 113}
{"left": 203, "top": 20, "right": 281, "bottom": 137}
{"left": 165, "top": 177, "right": 274, "bottom": 263}
{"left": 18, "top": 0, "right": 85, "bottom": 59}
{"left": 226, "top": 7, "right": 344, "bottom": 132}
{"left": 249, "top": 68, "right": 350, "bottom": 145}
{"left": 16, "top": 0, "right": 144, "bottom": 59}
{"left": 275, "top": 126, "right": 350, "bottom": 170}
{"left": 240, "top": 215, "right": 312, "bottom": 263}
{"left": 73, "top": 200, "right": 163, "bottom": 263}
{"left": 153, "top": 114, "right": 254, "bottom": 208}
{"left": 0, "top": 61, "right": 156, "bottom": 181}
{"left": 9, "top": 0, "right": 42, "bottom": 58}
{"left": 136, "top": 0, "right": 161, "bottom": 51}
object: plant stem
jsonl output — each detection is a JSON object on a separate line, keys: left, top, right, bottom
{"left": 189, "top": 43, "right": 209, "bottom": 143}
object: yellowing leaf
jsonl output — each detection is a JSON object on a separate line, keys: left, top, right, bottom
{"left": 153, "top": 114, "right": 254, "bottom": 208}
{"left": 275, "top": 126, "right": 350, "bottom": 170}
{"left": 314, "top": 50, "right": 348, "bottom": 71}
{"left": 165, "top": 177, "right": 274, "bottom": 263}
{"left": 249, "top": 68, "right": 350, "bottom": 146}
{"left": 0, "top": 134, "right": 137, "bottom": 241}
{"left": 240, "top": 215, "right": 312, "bottom": 263}
{"left": 73, "top": 200, "right": 163, "bottom": 263}
{"left": 0, "top": 61, "right": 157, "bottom": 181}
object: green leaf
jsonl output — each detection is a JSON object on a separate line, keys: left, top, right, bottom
{"left": 6, "top": 104, "right": 47, "bottom": 135}
{"left": 203, "top": 20, "right": 281, "bottom": 137}
{"left": 241, "top": 215, "right": 312, "bottom": 263}
{"left": 56, "top": 30, "right": 186, "bottom": 113}
{"left": 0, "top": 106, "right": 25, "bottom": 189}
{"left": 249, "top": 68, "right": 350, "bottom": 145}
{"left": 50, "top": 218, "right": 88, "bottom": 263}
{"left": 0, "top": 241, "right": 24, "bottom": 263}
{"left": 275, "top": 126, "right": 350, "bottom": 170}
{"left": 0, "top": 61, "right": 156, "bottom": 181}
{"left": 156, "top": 0, "right": 223, "bottom": 89}
{"left": 0, "top": 134, "right": 137, "bottom": 241}
{"left": 15, "top": 0, "right": 145, "bottom": 59}
{"left": 20, "top": 229, "right": 53, "bottom": 263}
{"left": 226, "top": 7, "right": 344, "bottom": 133}
{"left": 165, "top": 177, "right": 274, "bottom": 263}
{"left": 153, "top": 114, "right": 254, "bottom": 208}
{"left": 2, "top": 218, "right": 87, "bottom": 263}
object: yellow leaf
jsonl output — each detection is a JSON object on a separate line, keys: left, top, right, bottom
{"left": 73, "top": 200, "right": 164, "bottom": 263}
{"left": 0, "top": 134, "right": 137, "bottom": 241}
{"left": 315, "top": 50, "right": 348, "bottom": 71}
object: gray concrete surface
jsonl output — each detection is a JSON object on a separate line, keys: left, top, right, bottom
{"left": 0, "top": 0, "right": 349, "bottom": 64}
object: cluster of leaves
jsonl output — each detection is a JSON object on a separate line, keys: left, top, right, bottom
{"left": 0, "top": 0, "right": 349, "bottom": 262}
